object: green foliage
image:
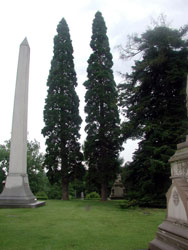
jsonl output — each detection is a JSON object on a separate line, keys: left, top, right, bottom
{"left": 119, "top": 199, "right": 138, "bottom": 209}
{"left": 119, "top": 22, "right": 188, "bottom": 206}
{"left": 42, "top": 18, "right": 84, "bottom": 200}
{"left": 85, "top": 191, "right": 100, "bottom": 199}
{"left": 26, "top": 140, "right": 49, "bottom": 194}
{"left": 36, "top": 191, "right": 48, "bottom": 200}
{"left": 84, "top": 11, "right": 122, "bottom": 201}
{"left": 0, "top": 141, "right": 9, "bottom": 192}
{"left": 70, "top": 179, "right": 86, "bottom": 198}
{"left": 47, "top": 182, "right": 62, "bottom": 200}
{"left": 0, "top": 170, "right": 5, "bottom": 193}
{"left": 0, "top": 139, "right": 48, "bottom": 195}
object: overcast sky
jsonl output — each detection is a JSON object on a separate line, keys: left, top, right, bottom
{"left": 0, "top": 0, "right": 187, "bottom": 163}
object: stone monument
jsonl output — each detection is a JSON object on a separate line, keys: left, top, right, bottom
{"left": 0, "top": 38, "right": 45, "bottom": 208}
{"left": 110, "top": 174, "right": 125, "bottom": 199}
{"left": 81, "top": 192, "right": 84, "bottom": 200}
{"left": 149, "top": 78, "right": 188, "bottom": 249}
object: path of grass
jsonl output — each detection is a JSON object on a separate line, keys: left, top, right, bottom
{"left": 0, "top": 200, "right": 165, "bottom": 250}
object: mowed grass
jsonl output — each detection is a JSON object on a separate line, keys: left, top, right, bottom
{"left": 0, "top": 200, "right": 165, "bottom": 250}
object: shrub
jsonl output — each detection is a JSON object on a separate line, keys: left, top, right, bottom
{"left": 119, "top": 199, "right": 138, "bottom": 209}
{"left": 36, "top": 191, "right": 48, "bottom": 200}
{"left": 85, "top": 192, "right": 100, "bottom": 199}
{"left": 138, "top": 196, "right": 166, "bottom": 208}
{"left": 47, "top": 183, "right": 62, "bottom": 199}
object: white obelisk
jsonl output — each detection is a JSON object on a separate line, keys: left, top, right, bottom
{"left": 0, "top": 38, "right": 45, "bottom": 207}
{"left": 10, "top": 37, "right": 29, "bottom": 176}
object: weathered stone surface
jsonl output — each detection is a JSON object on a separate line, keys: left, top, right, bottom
{"left": 167, "top": 179, "right": 188, "bottom": 223}
{"left": 0, "top": 39, "right": 45, "bottom": 208}
{"left": 149, "top": 136, "right": 188, "bottom": 250}
{"left": 110, "top": 174, "right": 125, "bottom": 199}
{"left": 149, "top": 220, "right": 188, "bottom": 250}
{"left": 0, "top": 201, "right": 45, "bottom": 208}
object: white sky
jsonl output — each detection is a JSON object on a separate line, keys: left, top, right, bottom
{"left": 0, "top": 0, "right": 187, "bottom": 163}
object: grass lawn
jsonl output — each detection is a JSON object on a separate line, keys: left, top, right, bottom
{"left": 0, "top": 200, "right": 165, "bottom": 250}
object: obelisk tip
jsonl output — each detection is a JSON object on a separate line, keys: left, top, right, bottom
{"left": 21, "top": 37, "right": 29, "bottom": 46}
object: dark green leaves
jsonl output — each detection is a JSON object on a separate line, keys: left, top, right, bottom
{"left": 42, "top": 18, "right": 84, "bottom": 199}
{"left": 119, "top": 23, "right": 188, "bottom": 206}
{"left": 84, "top": 12, "right": 122, "bottom": 200}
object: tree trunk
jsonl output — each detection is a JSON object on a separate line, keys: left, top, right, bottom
{"left": 62, "top": 180, "right": 69, "bottom": 200}
{"left": 101, "top": 183, "right": 108, "bottom": 201}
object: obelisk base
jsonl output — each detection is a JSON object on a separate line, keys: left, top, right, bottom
{"left": 149, "top": 136, "right": 188, "bottom": 249}
{"left": 149, "top": 220, "right": 188, "bottom": 250}
{"left": 149, "top": 178, "right": 188, "bottom": 250}
{"left": 0, "top": 173, "right": 45, "bottom": 208}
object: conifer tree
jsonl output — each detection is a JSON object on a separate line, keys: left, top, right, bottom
{"left": 42, "top": 18, "right": 84, "bottom": 200}
{"left": 84, "top": 11, "right": 122, "bottom": 201}
{"left": 119, "top": 23, "right": 188, "bottom": 206}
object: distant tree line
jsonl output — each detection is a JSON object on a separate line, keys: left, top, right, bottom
{"left": 1, "top": 13, "right": 188, "bottom": 206}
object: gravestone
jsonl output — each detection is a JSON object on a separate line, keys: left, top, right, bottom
{"left": 110, "top": 174, "right": 125, "bottom": 199}
{"left": 81, "top": 192, "right": 84, "bottom": 200}
{"left": 0, "top": 38, "right": 45, "bottom": 208}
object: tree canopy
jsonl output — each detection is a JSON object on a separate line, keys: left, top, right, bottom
{"left": 84, "top": 11, "right": 122, "bottom": 201}
{"left": 118, "top": 23, "right": 188, "bottom": 206}
{"left": 42, "top": 18, "right": 84, "bottom": 200}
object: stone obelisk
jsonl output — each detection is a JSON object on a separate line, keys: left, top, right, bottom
{"left": 0, "top": 38, "right": 45, "bottom": 208}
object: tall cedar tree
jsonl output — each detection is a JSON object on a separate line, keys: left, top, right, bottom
{"left": 42, "top": 18, "right": 84, "bottom": 200}
{"left": 119, "top": 24, "right": 188, "bottom": 207}
{"left": 84, "top": 12, "right": 122, "bottom": 201}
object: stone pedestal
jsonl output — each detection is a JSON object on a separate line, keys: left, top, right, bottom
{"left": 0, "top": 39, "right": 45, "bottom": 208}
{"left": 110, "top": 174, "right": 125, "bottom": 199}
{"left": 149, "top": 136, "right": 188, "bottom": 250}
{"left": 0, "top": 174, "right": 45, "bottom": 208}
